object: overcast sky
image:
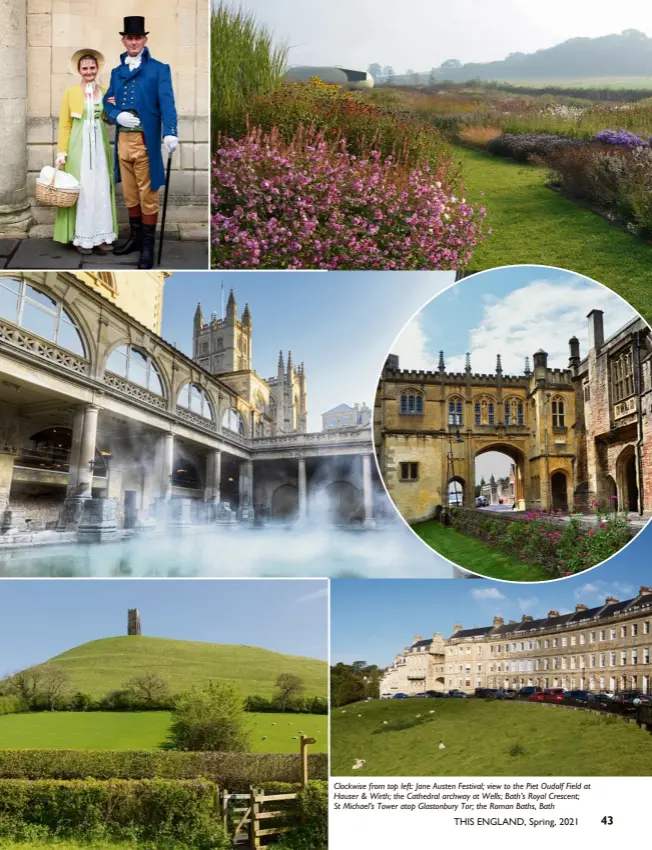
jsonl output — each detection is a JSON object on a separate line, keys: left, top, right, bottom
{"left": 230, "top": 0, "right": 652, "bottom": 72}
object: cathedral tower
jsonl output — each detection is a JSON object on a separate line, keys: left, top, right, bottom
{"left": 192, "top": 289, "right": 252, "bottom": 374}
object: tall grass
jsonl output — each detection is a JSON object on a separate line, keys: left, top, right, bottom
{"left": 210, "top": 2, "right": 288, "bottom": 145}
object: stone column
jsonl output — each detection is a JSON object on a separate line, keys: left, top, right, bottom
{"left": 0, "top": 450, "right": 16, "bottom": 526}
{"left": 362, "top": 453, "right": 376, "bottom": 528}
{"left": 298, "top": 457, "right": 308, "bottom": 520}
{"left": 163, "top": 434, "right": 174, "bottom": 501}
{"left": 0, "top": 0, "right": 31, "bottom": 234}
{"left": 204, "top": 449, "right": 221, "bottom": 503}
{"left": 75, "top": 405, "right": 100, "bottom": 498}
{"left": 59, "top": 404, "right": 100, "bottom": 528}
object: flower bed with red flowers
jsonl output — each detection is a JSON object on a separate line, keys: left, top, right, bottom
{"left": 448, "top": 503, "right": 635, "bottom": 577}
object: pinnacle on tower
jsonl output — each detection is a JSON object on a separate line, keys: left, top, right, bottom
{"left": 277, "top": 350, "right": 285, "bottom": 378}
{"left": 496, "top": 354, "right": 502, "bottom": 375}
{"left": 438, "top": 350, "right": 445, "bottom": 372}
{"left": 287, "top": 350, "right": 294, "bottom": 374}
{"left": 524, "top": 356, "right": 531, "bottom": 375}
{"left": 193, "top": 302, "right": 203, "bottom": 328}
{"left": 242, "top": 303, "right": 251, "bottom": 326}
{"left": 465, "top": 352, "right": 471, "bottom": 373}
{"left": 226, "top": 289, "right": 236, "bottom": 316}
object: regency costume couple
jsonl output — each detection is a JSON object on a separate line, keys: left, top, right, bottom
{"left": 53, "top": 16, "right": 178, "bottom": 269}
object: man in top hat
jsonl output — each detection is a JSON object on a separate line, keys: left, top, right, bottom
{"left": 103, "top": 16, "right": 178, "bottom": 269}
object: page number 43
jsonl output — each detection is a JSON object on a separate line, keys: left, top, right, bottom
{"left": 601, "top": 816, "right": 614, "bottom": 825}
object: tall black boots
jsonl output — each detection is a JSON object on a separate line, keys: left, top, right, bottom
{"left": 138, "top": 224, "right": 157, "bottom": 269}
{"left": 113, "top": 216, "right": 142, "bottom": 256}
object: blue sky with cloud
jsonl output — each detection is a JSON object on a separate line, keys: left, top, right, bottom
{"left": 330, "top": 525, "right": 652, "bottom": 666}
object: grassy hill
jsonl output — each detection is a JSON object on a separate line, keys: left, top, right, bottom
{"left": 31, "top": 636, "right": 326, "bottom": 700}
{"left": 331, "top": 697, "right": 652, "bottom": 776}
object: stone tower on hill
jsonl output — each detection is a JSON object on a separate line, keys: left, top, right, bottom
{"left": 127, "top": 608, "right": 141, "bottom": 636}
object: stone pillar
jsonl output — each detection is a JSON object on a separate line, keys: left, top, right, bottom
{"left": 75, "top": 405, "right": 100, "bottom": 498}
{"left": 298, "top": 457, "right": 308, "bottom": 520}
{"left": 163, "top": 434, "right": 174, "bottom": 501}
{"left": 362, "top": 453, "right": 376, "bottom": 528}
{"left": 0, "top": 449, "right": 16, "bottom": 514}
{"left": 204, "top": 449, "right": 221, "bottom": 503}
{"left": 0, "top": 0, "right": 31, "bottom": 234}
{"left": 59, "top": 404, "right": 100, "bottom": 528}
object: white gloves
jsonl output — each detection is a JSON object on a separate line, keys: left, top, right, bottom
{"left": 164, "top": 135, "right": 179, "bottom": 154}
{"left": 55, "top": 152, "right": 67, "bottom": 167}
{"left": 117, "top": 111, "right": 141, "bottom": 129}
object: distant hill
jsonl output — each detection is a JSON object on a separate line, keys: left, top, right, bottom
{"left": 396, "top": 30, "right": 652, "bottom": 84}
{"left": 27, "top": 636, "right": 326, "bottom": 699}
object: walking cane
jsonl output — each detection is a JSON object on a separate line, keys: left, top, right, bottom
{"left": 157, "top": 152, "right": 173, "bottom": 267}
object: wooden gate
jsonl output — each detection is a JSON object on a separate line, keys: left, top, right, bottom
{"left": 248, "top": 787, "right": 299, "bottom": 849}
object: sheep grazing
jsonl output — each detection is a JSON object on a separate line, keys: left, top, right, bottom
{"left": 352, "top": 758, "right": 366, "bottom": 770}
{"left": 439, "top": 741, "right": 446, "bottom": 750}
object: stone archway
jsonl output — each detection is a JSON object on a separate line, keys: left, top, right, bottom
{"left": 550, "top": 470, "right": 569, "bottom": 512}
{"left": 271, "top": 483, "right": 299, "bottom": 520}
{"left": 616, "top": 446, "right": 639, "bottom": 512}
{"left": 447, "top": 475, "right": 465, "bottom": 507}
{"left": 474, "top": 442, "right": 526, "bottom": 510}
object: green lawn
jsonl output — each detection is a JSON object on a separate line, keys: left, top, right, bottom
{"left": 412, "top": 521, "right": 550, "bottom": 581}
{"left": 331, "top": 697, "right": 652, "bottom": 776}
{"left": 457, "top": 147, "right": 652, "bottom": 322}
{"left": 0, "top": 711, "right": 327, "bottom": 754}
{"left": 39, "top": 636, "right": 326, "bottom": 701}
{"left": 0, "top": 844, "right": 139, "bottom": 850}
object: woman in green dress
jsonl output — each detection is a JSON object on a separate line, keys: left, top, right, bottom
{"left": 53, "top": 48, "right": 118, "bottom": 254}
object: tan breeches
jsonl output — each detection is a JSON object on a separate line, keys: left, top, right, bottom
{"left": 117, "top": 132, "right": 159, "bottom": 215}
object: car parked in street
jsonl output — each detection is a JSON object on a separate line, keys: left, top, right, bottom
{"left": 562, "top": 690, "right": 590, "bottom": 707}
{"left": 494, "top": 689, "right": 517, "bottom": 700}
{"left": 475, "top": 688, "right": 498, "bottom": 698}
{"left": 412, "top": 692, "right": 428, "bottom": 699}
{"left": 518, "top": 686, "right": 543, "bottom": 699}
{"left": 587, "top": 693, "right": 613, "bottom": 709}
{"left": 425, "top": 690, "right": 447, "bottom": 698}
{"left": 542, "top": 688, "right": 566, "bottom": 704}
{"left": 448, "top": 689, "right": 469, "bottom": 698}
{"left": 608, "top": 691, "right": 652, "bottom": 712}
{"left": 392, "top": 693, "right": 409, "bottom": 699}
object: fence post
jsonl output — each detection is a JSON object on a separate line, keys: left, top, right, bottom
{"left": 249, "top": 786, "right": 260, "bottom": 849}
{"left": 221, "top": 788, "right": 228, "bottom": 832}
{"left": 300, "top": 735, "right": 316, "bottom": 787}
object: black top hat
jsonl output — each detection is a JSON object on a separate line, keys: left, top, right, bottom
{"left": 120, "top": 16, "right": 149, "bottom": 36}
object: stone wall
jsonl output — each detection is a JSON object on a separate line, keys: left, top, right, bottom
{"left": 7, "top": 494, "right": 62, "bottom": 527}
{"left": 26, "top": 0, "right": 208, "bottom": 235}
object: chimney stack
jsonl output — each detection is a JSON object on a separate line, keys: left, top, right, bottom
{"left": 492, "top": 616, "right": 504, "bottom": 628}
{"left": 453, "top": 623, "right": 462, "bottom": 633}
{"left": 522, "top": 615, "right": 533, "bottom": 622}
{"left": 605, "top": 596, "right": 619, "bottom": 605}
{"left": 568, "top": 336, "right": 580, "bottom": 367}
{"left": 587, "top": 310, "right": 604, "bottom": 352}
{"left": 547, "top": 610, "right": 560, "bottom": 618}
{"left": 575, "top": 603, "right": 588, "bottom": 612}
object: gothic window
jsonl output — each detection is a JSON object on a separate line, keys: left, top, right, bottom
{"left": 255, "top": 393, "right": 266, "bottom": 415}
{"left": 0, "top": 277, "right": 85, "bottom": 356}
{"left": 106, "top": 344, "right": 164, "bottom": 395}
{"left": 222, "top": 407, "right": 246, "bottom": 435}
{"left": 474, "top": 396, "right": 496, "bottom": 425}
{"left": 611, "top": 350, "right": 634, "bottom": 402}
{"left": 504, "top": 398, "right": 525, "bottom": 426}
{"left": 178, "top": 383, "right": 215, "bottom": 420}
{"left": 448, "top": 396, "right": 463, "bottom": 425}
{"left": 400, "top": 388, "right": 424, "bottom": 415}
{"left": 551, "top": 396, "right": 565, "bottom": 427}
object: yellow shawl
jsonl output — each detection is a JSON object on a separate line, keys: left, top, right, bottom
{"left": 57, "top": 84, "right": 107, "bottom": 154}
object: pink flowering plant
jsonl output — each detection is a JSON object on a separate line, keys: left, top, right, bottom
{"left": 211, "top": 127, "right": 487, "bottom": 270}
{"left": 449, "top": 502, "right": 634, "bottom": 577}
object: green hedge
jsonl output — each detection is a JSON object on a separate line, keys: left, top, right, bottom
{"left": 0, "top": 750, "right": 328, "bottom": 792}
{"left": 0, "top": 779, "right": 229, "bottom": 849}
{"left": 275, "top": 781, "right": 328, "bottom": 850}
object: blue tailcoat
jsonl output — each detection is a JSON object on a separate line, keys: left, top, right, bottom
{"left": 104, "top": 47, "right": 178, "bottom": 191}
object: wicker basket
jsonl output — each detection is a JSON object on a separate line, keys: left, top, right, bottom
{"left": 35, "top": 167, "right": 80, "bottom": 208}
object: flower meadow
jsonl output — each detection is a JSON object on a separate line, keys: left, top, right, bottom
{"left": 211, "top": 127, "right": 487, "bottom": 270}
{"left": 450, "top": 504, "right": 634, "bottom": 577}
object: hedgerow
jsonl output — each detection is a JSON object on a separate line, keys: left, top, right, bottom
{"left": 0, "top": 750, "right": 328, "bottom": 792}
{"left": 0, "top": 779, "right": 229, "bottom": 849}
